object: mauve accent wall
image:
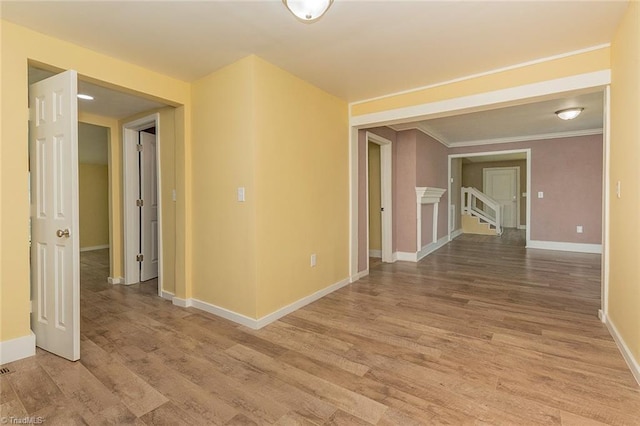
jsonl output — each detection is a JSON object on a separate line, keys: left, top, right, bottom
{"left": 450, "top": 134, "right": 603, "bottom": 244}
{"left": 396, "top": 131, "right": 418, "bottom": 252}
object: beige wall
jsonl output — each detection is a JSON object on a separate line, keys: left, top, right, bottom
{"left": 1, "top": 20, "right": 190, "bottom": 345}
{"left": 609, "top": 2, "right": 640, "bottom": 365}
{"left": 79, "top": 164, "right": 109, "bottom": 248}
{"left": 462, "top": 160, "right": 527, "bottom": 227}
{"left": 368, "top": 143, "right": 382, "bottom": 251}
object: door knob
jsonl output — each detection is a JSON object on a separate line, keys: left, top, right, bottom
{"left": 56, "top": 229, "right": 70, "bottom": 238}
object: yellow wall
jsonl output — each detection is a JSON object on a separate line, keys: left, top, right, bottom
{"left": 79, "top": 164, "right": 109, "bottom": 248}
{"left": 352, "top": 47, "right": 610, "bottom": 116}
{"left": 190, "top": 57, "right": 258, "bottom": 317}
{"left": 253, "top": 57, "right": 349, "bottom": 318}
{"left": 368, "top": 143, "right": 382, "bottom": 251}
{"left": 0, "top": 20, "right": 190, "bottom": 343}
{"left": 609, "top": 1, "right": 640, "bottom": 363}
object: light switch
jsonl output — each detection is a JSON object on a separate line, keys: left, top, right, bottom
{"left": 537, "top": 191, "right": 544, "bottom": 199}
{"left": 310, "top": 254, "right": 317, "bottom": 267}
{"left": 237, "top": 187, "right": 245, "bottom": 202}
{"left": 172, "top": 189, "right": 176, "bottom": 202}
{"left": 616, "top": 181, "right": 621, "bottom": 199}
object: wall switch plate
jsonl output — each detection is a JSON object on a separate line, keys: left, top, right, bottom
{"left": 310, "top": 254, "right": 317, "bottom": 267}
{"left": 172, "top": 189, "right": 176, "bottom": 202}
{"left": 237, "top": 187, "right": 245, "bottom": 202}
{"left": 577, "top": 225, "right": 583, "bottom": 234}
{"left": 616, "top": 181, "right": 621, "bottom": 199}
{"left": 537, "top": 191, "right": 544, "bottom": 199}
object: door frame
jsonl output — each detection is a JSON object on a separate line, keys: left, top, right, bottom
{"left": 365, "top": 132, "right": 393, "bottom": 265}
{"left": 122, "top": 113, "right": 163, "bottom": 295}
{"left": 482, "top": 166, "right": 521, "bottom": 229}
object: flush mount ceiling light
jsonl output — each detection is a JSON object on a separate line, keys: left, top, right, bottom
{"left": 77, "top": 94, "right": 94, "bottom": 100}
{"left": 555, "top": 107, "right": 584, "bottom": 120}
{"left": 283, "top": 0, "right": 333, "bottom": 23}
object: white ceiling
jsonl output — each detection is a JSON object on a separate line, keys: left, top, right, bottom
{"left": 2, "top": 0, "right": 629, "bottom": 102}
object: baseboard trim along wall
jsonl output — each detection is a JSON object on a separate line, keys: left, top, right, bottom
{"left": 172, "top": 277, "right": 352, "bottom": 330}
{"left": 368, "top": 249, "right": 382, "bottom": 258}
{"left": 107, "top": 276, "right": 124, "bottom": 285}
{"left": 527, "top": 240, "right": 602, "bottom": 254}
{"left": 451, "top": 229, "right": 463, "bottom": 239}
{"left": 351, "top": 269, "right": 369, "bottom": 282}
{"left": 602, "top": 313, "right": 640, "bottom": 386}
{"left": 161, "top": 290, "right": 174, "bottom": 301}
{"left": 80, "top": 244, "right": 110, "bottom": 252}
{"left": 0, "top": 332, "right": 35, "bottom": 365}
{"left": 396, "top": 235, "right": 450, "bottom": 262}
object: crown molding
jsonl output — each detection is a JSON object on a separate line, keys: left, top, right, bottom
{"left": 447, "top": 128, "right": 603, "bottom": 148}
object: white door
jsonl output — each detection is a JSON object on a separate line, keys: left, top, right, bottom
{"left": 484, "top": 167, "right": 518, "bottom": 228}
{"left": 29, "top": 70, "right": 80, "bottom": 361}
{"left": 140, "top": 131, "right": 158, "bottom": 281}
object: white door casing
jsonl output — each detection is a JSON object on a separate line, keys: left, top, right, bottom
{"left": 365, "top": 132, "right": 393, "bottom": 264}
{"left": 483, "top": 167, "right": 519, "bottom": 228}
{"left": 140, "top": 131, "right": 159, "bottom": 281}
{"left": 29, "top": 70, "right": 80, "bottom": 361}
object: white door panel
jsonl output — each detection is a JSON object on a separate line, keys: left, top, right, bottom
{"left": 484, "top": 168, "right": 518, "bottom": 228}
{"left": 30, "top": 70, "right": 80, "bottom": 361}
{"left": 140, "top": 131, "right": 158, "bottom": 281}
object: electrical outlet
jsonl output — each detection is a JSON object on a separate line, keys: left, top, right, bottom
{"left": 537, "top": 191, "right": 544, "bottom": 199}
{"left": 310, "top": 254, "right": 317, "bottom": 267}
{"left": 576, "top": 225, "right": 583, "bottom": 234}
{"left": 237, "top": 187, "right": 245, "bottom": 202}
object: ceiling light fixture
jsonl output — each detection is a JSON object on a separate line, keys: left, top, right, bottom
{"left": 77, "top": 94, "right": 94, "bottom": 100}
{"left": 283, "top": 0, "right": 333, "bottom": 23}
{"left": 555, "top": 107, "right": 583, "bottom": 120}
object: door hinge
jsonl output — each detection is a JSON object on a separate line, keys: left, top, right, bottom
{"left": 136, "top": 144, "right": 143, "bottom": 152}
{"left": 136, "top": 199, "right": 144, "bottom": 207}
{"left": 381, "top": 207, "right": 385, "bottom": 212}
{"left": 136, "top": 253, "right": 144, "bottom": 262}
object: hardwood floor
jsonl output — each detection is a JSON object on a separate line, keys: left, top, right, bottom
{"left": 2, "top": 235, "right": 640, "bottom": 425}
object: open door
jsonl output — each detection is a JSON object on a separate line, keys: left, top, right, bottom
{"left": 29, "top": 70, "right": 80, "bottom": 361}
{"left": 140, "top": 130, "right": 159, "bottom": 281}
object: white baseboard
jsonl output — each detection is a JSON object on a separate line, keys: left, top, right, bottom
{"left": 396, "top": 235, "right": 451, "bottom": 263}
{"left": 395, "top": 251, "right": 418, "bottom": 262}
{"left": 80, "top": 244, "right": 109, "bottom": 252}
{"left": 161, "top": 290, "right": 174, "bottom": 301}
{"left": 518, "top": 224, "right": 527, "bottom": 230}
{"left": 527, "top": 240, "right": 602, "bottom": 254}
{"left": 107, "top": 276, "right": 123, "bottom": 285}
{"left": 368, "top": 249, "right": 382, "bottom": 258}
{"left": 351, "top": 269, "right": 369, "bottom": 282}
{"left": 0, "top": 332, "right": 35, "bottom": 365}
{"left": 255, "top": 277, "right": 351, "bottom": 329}
{"left": 603, "top": 313, "right": 640, "bottom": 386}
{"left": 392, "top": 252, "right": 398, "bottom": 262}
{"left": 450, "top": 229, "right": 463, "bottom": 239}
{"left": 173, "top": 277, "right": 351, "bottom": 330}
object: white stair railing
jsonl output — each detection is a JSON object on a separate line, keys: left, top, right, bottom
{"left": 461, "top": 187, "right": 503, "bottom": 235}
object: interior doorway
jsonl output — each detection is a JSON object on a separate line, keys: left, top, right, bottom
{"left": 123, "top": 114, "right": 163, "bottom": 295}
{"left": 365, "top": 132, "right": 393, "bottom": 265}
{"left": 483, "top": 166, "right": 520, "bottom": 229}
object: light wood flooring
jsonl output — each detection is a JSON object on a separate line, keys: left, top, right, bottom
{"left": 2, "top": 233, "right": 640, "bottom": 425}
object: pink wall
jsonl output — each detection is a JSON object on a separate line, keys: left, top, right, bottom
{"left": 395, "top": 131, "right": 418, "bottom": 252}
{"left": 450, "top": 134, "right": 603, "bottom": 244}
{"left": 415, "top": 130, "right": 450, "bottom": 245}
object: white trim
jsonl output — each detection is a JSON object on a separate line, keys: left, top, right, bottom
{"left": 80, "top": 244, "right": 109, "bottom": 252}
{"left": 161, "top": 290, "right": 174, "bottom": 301}
{"left": 171, "top": 297, "right": 191, "bottom": 308}
{"left": 351, "top": 269, "right": 369, "bottom": 282}
{"left": 526, "top": 240, "right": 602, "bottom": 254}
{"left": 0, "top": 332, "right": 35, "bottom": 365}
{"left": 517, "top": 225, "right": 527, "bottom": 230}
{"left": 448, "top": 128, "right": 603, "bottom": 148}
{"left": 448, "top": 148, "right": 531, "bottom": 246}
{"left": 603, "top": 314, "right": 640, "bottom": 386}
{"left": 451, "top": 228, "right": 463, "bottom": 239}
{"left": 349, "top": 127, "right": 359, "bottom": 279}
{"left": 122, "top": 113, "right": 163, "bottom": 298}
{"left": 350, "top": 70, "right": 611, "bottom": 128}
{"left": 173, "top": 278, "right": 351, "bottom": 330}
{"left": 365, "top": 132, "right": 393, "bottom": 266}
{"left": 602, "top": 86, "right": 611, "bottom": 318}
{"left": 255, "top": 278, "right": 351, "bottom": 329}
{"left": 395, "top": 235, "right": 450, "bottom": 262}
{"left": 107, "top": 276, "right": 123, "bottom": 285}
{"left": 369, "top": 249, "right": 382, "bottom": 258}
{"left": 350, "top": 44, "right": 610, "bottom": 106}
{"left": 415, "top": 187, "right": 447, "bottom": 251}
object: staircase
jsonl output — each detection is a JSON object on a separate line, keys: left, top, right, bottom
{"left": 461, "top": 187, "right": 503, "bottom": 236}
